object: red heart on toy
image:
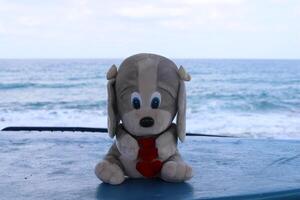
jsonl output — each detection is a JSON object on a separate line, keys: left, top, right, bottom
{"left": 136, "top": 159, "right": 162, "bottom": 178}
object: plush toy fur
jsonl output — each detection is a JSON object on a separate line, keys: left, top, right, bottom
{"left": 95, "top": 53, "right": 192, "bottom": 185}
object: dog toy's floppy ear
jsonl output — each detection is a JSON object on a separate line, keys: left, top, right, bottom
{"left": 107, "top": 65, "right": 119, "bottom": 138}
{"left": 177, "top": 66, "right": 191, "bottom": 142}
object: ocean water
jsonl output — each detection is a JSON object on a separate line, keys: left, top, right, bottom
{"left": 0, "top": 59, "right": 300, "bottom": 140}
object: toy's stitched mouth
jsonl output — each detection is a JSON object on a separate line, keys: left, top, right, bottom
{"left": 139, "top": 117, "right": 154, "bottom": 127}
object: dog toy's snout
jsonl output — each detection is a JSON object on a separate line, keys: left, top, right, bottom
{"left": 140, "top": 117, "right": 154, "bottom": 127}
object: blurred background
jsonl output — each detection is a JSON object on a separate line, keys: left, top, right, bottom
{"left": 0, "top": 0, "right": 300, "bottom": 139}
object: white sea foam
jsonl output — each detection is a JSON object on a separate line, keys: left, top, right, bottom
{"left": 0, "top": 110, "right": 107, "bottom": 129}
{"left": 186, "top": 112, "right": 300, "bottom": 140}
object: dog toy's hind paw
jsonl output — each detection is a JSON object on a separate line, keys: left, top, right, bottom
{"left": 161, "top": 161, "right": 193, "bottom": 182}
{"left": 95, "top": 160, "right": 125, "bottom": 185}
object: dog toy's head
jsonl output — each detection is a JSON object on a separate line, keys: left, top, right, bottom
{"left": 106, "top": 53, "right": 190, "bottom": 142}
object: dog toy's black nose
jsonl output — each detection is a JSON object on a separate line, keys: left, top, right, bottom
{"left": 139, "top": 117, "right": 154, "bottom": 127}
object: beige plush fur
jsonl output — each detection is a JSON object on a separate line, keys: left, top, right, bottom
{"left": 95, "top": 53, "right": 192, "bottom": 184}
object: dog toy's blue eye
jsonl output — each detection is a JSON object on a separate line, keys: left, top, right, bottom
{"left": 131, "top": 92, "right": 142, "bottom": 109}
{"left": 151, "top": 97, "right": 160, "bottom": 109}
{"left": 150, "top": 92, "right": 161, "bottom": 109}
{"left": 132, "top": 97, "right": 141, "bottom": 109}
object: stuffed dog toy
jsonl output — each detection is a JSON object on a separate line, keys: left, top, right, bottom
{"left": 95, "top": 53, "right": 192, "bottom": 185}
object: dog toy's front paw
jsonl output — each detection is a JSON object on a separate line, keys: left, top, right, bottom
{"left": 161, "top": 161, "right": 193, "bottom": 182}
{"left": 117, "top": 134, "right": 139, "bottom": 160}
{"left": 95, "top": 160, "right": 125, "bottom": 185}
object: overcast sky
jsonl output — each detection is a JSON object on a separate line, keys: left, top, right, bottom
{"left": 0, "top": 0, "right": 299, "bottom": 59}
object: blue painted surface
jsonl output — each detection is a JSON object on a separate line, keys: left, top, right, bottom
{"left": 0, "top": 131, "right": 300, "bottom": 199}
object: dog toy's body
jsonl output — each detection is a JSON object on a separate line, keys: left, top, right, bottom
{"left": 95, "top": 53, "right": 192, "bottom": 184}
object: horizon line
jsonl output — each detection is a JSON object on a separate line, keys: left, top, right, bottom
{"left": 1, "top": 57, "right": 300, "bottom": 60}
